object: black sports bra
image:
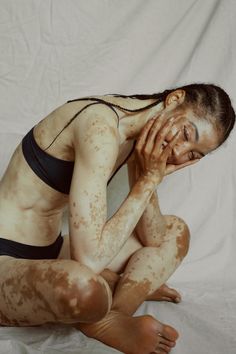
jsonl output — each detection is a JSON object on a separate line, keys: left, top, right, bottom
{"left": 22, "top": 100, "right": 135, "bottom": 194}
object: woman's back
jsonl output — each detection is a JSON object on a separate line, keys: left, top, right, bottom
{"left": 0, "top": 94, "right": 154, "bottom": 245}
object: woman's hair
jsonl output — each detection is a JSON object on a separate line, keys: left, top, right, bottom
{"left": 45, "top": 83, "right": 235, "bottom": 150}
{"left": 113, "top": 83, "right": 235, "bottom": 144}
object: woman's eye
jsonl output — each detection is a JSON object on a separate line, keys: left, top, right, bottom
{"left": 189, "top": 151, "right": 195, "bottom": 160}
{"left": 184, "top": 126, "right": 189, "bottom": 141}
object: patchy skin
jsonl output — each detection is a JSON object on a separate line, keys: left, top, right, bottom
{"left": 131, "top": 175, "right": 155, "bottom": 199}
{"left": 163, "top": 215, "right": 190, "bottom": 261}
{"left": 0, "top": 94, "right": 194, "bottom": 352}
{"left": 167, "top": 223, "right": 173, "bottom": 230}
{"left": 176, "top": 222, "right": 190, "bottom": 260}
{"left": 98, "top": 269, "right": 180, "bottom": 305}
{"left": 112, "top": 278, "right": 152, "bottom": 315}
{"left": 0, "top": 258, "right": 111, "bottom": 326}
{"left": 104, "top": 214, "right": 190, "bottom": 321}
{"left": 78, "top": 310, "right": 179, "bottom": 354}
{"left": 73, "top": 221, "right": 80, "bottom": 229}
{"left": 99, "top": 269, "right": 120, "bottom": 294}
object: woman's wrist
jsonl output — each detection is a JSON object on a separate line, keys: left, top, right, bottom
{"left": 140, "top": 171, "right": 162, "bottom": 186}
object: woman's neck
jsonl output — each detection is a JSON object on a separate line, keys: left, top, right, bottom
{"left": 93, "top": 94, "right": 165, "bottom": 142}
{"left": 119, "top": 100, "right": 165, "bottom": 141}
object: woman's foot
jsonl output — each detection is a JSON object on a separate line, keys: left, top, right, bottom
{"left": 100, "top": 270, "right": 181, "bottom": 304}
{"left": 147, "top": 284, "right": 182, "bottom": 303}
{"left": 77, "top": 310, "right": 179, "bottom": 354}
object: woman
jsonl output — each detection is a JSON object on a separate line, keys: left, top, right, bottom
{"left": 0, "top": 83, "right": 234, "bottom": 354}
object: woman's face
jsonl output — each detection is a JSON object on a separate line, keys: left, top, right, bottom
{"left": 164, "top": 110, "right": 220, "bottom": 165}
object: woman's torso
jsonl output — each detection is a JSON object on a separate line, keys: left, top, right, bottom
{"left": 0, "top": 94, "right": 154, "bottom": 246}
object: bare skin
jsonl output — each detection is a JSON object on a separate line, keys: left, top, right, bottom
{"left": 78, "top": 215, "right": 189, "bottom": 354}
{"left": 99, "top": 268, "right": 181, "bottom": 303}
{"left": 0, "top": 92, "right": 220, "bottom": 353}
{"left": 62, "top": 229, "right": 182, "bottom": 302}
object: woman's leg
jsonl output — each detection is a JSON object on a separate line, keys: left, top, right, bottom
{"left": 60, "top": 232, "right": 182, "bottom": 302}
{"left": 77, "top": 215, "right": 190, "bottom": 354}
{"left": 99, "top": 228, "right": 182, "bottom": 303}
{"left": 112, "top": 215, "right": 189, "bottom": 314}
{"left": 0, "top": 257, "right": 112, "bottom": 326}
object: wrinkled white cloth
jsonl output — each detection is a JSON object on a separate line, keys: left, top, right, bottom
{"left": 0, "top": 1, "right": 236, "bottom": 353}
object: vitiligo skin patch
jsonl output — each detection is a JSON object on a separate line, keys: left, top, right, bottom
{"left": 0, "top": 93, "right": 206, "bottom": 353}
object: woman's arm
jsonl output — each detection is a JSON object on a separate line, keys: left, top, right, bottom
{"left": 127, "top": 155, "right": 167, "bottom": 247}
{"left": 69, "top": 106, "right": 177, "bottom": 274}
{"left": 129, "top": 143, "right": 199, "bottom": 246}
{"left": 69, "top": 105, "right": 160, "bottom": 274}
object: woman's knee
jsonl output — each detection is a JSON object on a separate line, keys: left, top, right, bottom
{"left": 164, "top": 215, "right": 190, "bottom": 260}
{"left": 35, "top": 260, "right": 112, "bottom": 324}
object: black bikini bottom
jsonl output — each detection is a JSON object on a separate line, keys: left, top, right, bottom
{"left": 0, "top": 233, "right": 63, "bottom": 259}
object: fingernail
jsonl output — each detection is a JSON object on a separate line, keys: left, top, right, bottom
{"left": 170, "top": 117, "right": 175, "bottom": 122}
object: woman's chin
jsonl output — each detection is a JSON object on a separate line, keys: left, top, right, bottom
{"left": 167, "top": 158, "right": 176, "bottom": 164}
{"left": 167, "top": 159, "right": 181, "bottom": 166}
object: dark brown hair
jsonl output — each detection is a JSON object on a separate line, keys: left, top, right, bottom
{"left": 113, "top": 83, "right": 235, "bottom": 144}
{"left": 45, "top": 83, "right": 235, "bottom": 150}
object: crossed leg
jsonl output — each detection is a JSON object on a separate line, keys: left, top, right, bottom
{"left": 0, "top": 214, "right": 189, "bottom": 354}
{"left": 0, "top": 257, "right": 112, "bottom": 326}
{"left": 77, "top": 215, "right": 190, "bottom": 354}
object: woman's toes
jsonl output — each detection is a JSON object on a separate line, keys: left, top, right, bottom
{"left": 147, "top": 284, "right": 182, "bottom": 303}
{"left": 159, "top": 343, "right": 172, "bottom": 352}
{"left": 161, "top": 325, "right": 179, "bottom": 342}
{"left": 160, "top": 337, "right": 176, "bottom": 348}
{"left": 154, "top": 349, "right": 169, "bottom": 354}
{"left": 174, "top": 296, "right": 181, "bottom": 303}
{"left": 164, "top": 287, "right": 182, "bottom": 302}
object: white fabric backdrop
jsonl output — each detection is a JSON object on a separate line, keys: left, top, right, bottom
{"left": 0, "top": 1, "right": 235, "bottom": 353}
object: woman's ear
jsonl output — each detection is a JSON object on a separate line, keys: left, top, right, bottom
{"left": 165, "top": 89, "right": 186, "bottom": 110}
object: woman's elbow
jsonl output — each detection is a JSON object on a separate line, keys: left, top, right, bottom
{"left": 70, "top": 247, "right": 104, "bottom": 275}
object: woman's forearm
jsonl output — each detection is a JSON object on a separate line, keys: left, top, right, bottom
{"left": 135, "top": 190, "right": 167, "bottom": 246}
{"left": 81, "top": 174, "right": 158, "bottom": 273}
{"left": 128, "top": 157, "right": 167, "bottom": 246}
{"left": 73, "top": 117, "right": 174, "bottom": 273}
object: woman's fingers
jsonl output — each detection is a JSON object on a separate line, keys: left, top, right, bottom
{"left": 134, "top": 114, "right": 181, "bottom": 183}
{"left": 159, "top": 130, "right": 181, "bottom": 160}
{"left": 135, "top": 115, "right": 171, "bottom": 166}
{"left": 152, "top": 117, "right": 175, "bottom": 155}
{"left": 144, "top": 114, "right": 169, "bottom": 151}
{"left": 135, "top": 118, "right": 155, "bottom": 152}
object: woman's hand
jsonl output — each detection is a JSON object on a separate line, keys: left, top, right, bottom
{"left": 135, "top": 115, "right": 181, "bottom": 184}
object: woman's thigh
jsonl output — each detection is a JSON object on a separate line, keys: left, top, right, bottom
{"left": 59, "top": 233, "right": 143, "bottom": 274}
{"left": 106, "top": 232, "right": 143, "bottom": 273}
{"left": 0, "top": 256, "right": 111, "bottom": 326}
{"left": 58, "top": 213, "right": 190, "bottom": 274}
{"left": 58, "top": 232, "right": 143, "bottom": 273}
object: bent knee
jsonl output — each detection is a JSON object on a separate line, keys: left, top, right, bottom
{"left": 59, "top": 277, "right": 111, "bottom": 323}
{"left": 47, "top": 260, "right": 112, "bottom": 323}
{"left": 164, "top": 215, "right": 190, "bottom": 259}
{"left": 176, "top": 218, "right": 190, "bottom": 259}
